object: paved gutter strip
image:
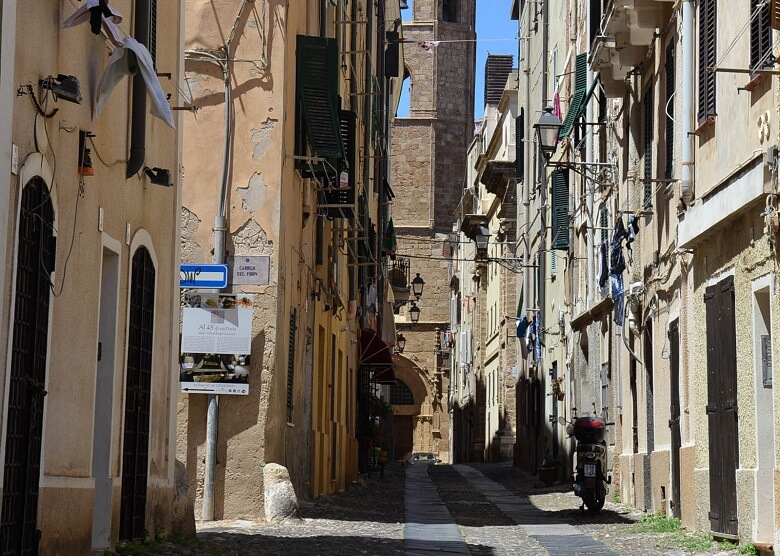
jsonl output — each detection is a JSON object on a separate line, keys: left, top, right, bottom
{"left": 454, "top": 465, "right": 618, "bottom": 556}
{"left": 404, "top": 465, "right": 470, "bottom": 555}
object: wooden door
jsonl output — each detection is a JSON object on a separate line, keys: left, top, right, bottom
{"left": 704, "top": 276, "right": 739, "bottom": 538}
{"left": 394, "top": 415, "right": 414, "bottom": 461}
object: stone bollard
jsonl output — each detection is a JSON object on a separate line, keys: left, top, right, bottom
{"left": 172, "top": 459, "right": 196, "bottom": 537}
{"left": 263, "top": 463, "right": 301, "bottom": 522}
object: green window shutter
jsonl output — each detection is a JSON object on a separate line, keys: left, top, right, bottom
{"left": 286, "top": 308, "right": 297, "bottom": 423}
{"left": 296, "top": 35, "right": 344, "bottom": 160}
{"left": 551, "top": 169, "right": 570, "bottom": 250}
{"left": 559, "top": 53, "right": 588, "bottom": 139}
{"left": 515, "top": 111, "right": 524, "bottom": 179}
{"left": 575, "top": 51, "right": 588, "bottom": 90}
{"left": 323, "top": 110, "right": 357, "bottom": 217}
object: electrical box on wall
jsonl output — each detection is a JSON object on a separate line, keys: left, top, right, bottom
{"left": 763, "top": 145, "right": 778, "bottom": 172}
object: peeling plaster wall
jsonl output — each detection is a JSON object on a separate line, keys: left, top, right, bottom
{"left": 179, "top": 0, "right": 296, "bottom": 520}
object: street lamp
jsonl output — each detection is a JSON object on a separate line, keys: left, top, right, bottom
{"left": 409, "top": 302, "right": 421, "bottom": 324}
{"left": 534, "top": 106, "right": 563, "bottom": 161}
{"left": 411, "top": 273, "right": 425, "bottom": 300}
{"left": 475, "top": 224, "right": 490, "bottom": 257}
{"left": 396, "top": 333, "right": 406, "bottom": 353}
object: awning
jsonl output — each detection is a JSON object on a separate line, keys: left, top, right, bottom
{"left": 360, "top": 329, "right": 396, "bottom": 383}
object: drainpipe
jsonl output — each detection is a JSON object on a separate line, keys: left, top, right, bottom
{"left": 585, "top": 34, "right": 594, "bottom": 306}
{"left": 127, "top": 0, "right": 150, "bottom": 178}
{"left": 539, "top": 0, "right": 549, "bottom": 345}
{"left": 184, "top": 42, "right": 232, "bottom": 523}
{"left": 681, "top": 0, "right": 694, "bottom": 204}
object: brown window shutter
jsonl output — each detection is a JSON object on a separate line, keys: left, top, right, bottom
{"left": 772, "top": 0, "right": 780, "bottom": 30}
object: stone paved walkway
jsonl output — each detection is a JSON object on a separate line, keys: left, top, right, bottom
{"left": 145, "top": 462, "right": 745, "bottom": 556}
{"left": 453, "top": 465, "right": 617, "bottom": 556}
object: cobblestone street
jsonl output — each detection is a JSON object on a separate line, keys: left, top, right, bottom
{"left": 151, "top": 463, "right": 745, "bottom": 556}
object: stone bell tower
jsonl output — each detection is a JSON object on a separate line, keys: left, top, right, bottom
{"left": 388, "top": 0, "right": 476, "bottom": 463}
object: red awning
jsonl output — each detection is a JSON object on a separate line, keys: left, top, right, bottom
{"left": 359, "top": 329, "right": 396, "bottom": 383}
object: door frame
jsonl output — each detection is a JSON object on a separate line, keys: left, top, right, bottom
{"left": 91, "top": 235, "right": 122, "bottom": 550}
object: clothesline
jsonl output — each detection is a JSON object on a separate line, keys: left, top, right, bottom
{"left": 390, "top": 37, "right": 517, "bottom": 51}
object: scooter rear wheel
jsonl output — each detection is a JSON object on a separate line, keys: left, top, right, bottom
{"left": 583, "top": 492, "right": 605, "bottom": 513}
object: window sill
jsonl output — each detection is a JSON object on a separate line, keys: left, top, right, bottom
{"left": 694, "top": 116, "right": 715, "bottom": 135}
{"left": 742, "top": 72, "right": 768, "bottom": 92}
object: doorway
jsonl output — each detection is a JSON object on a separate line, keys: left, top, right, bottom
{"left": 704, "top": 275, "right": 739, "bottom": 538}
{"left": 119, "top": 247, "right": 155, "bottom": 540}
{"left": 394, "top": 415, "right": 413, "bottom": 460}
{"left": 1, "top": 178, "right": 56, "bottom": 556}
{"left": 92, "top": 245, "right": 120, "bottom": 551}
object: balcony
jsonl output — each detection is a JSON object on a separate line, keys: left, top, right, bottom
{"left": 388, "top": 256, "right": 411, "bottom": 299}
{"left": 589, "top": 0, "right": 673, "bottom": 97}
{"left": 481, "top": 160, "right": 516, "bottom": 197}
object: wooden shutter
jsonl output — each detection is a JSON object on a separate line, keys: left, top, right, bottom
{"left": 550, "top": 169, "right": 569, "bottom": 250}
{"left": 515, "top": 111, "right": 524, "bottom": 179}
{"left": 323, "top": 110, "right": 356, "bottom": 217}
{"left": 697, "top": 0, "right": 717, "bottom": 123}
{"left": 772, "top": 0, "right": 780, "bottom": 30}
{"left": 750, "top": 0, "right": 773, "bottom": 69}
{"left": 286, "top": 308, "right": 297, "bottom": 423}
{"left": 296, "top": 36, "right": 344, "bottom": 159}
{"left": 559, "top": 53, "right": 588, "bottom": 139}
{"left": 665, "top": 42, "right": 675, "bottom": 180}
{"left": 644, "top": 84, "right": 654, "bottom": 208}
{"left": 149, "top": 0, "right": 158, "bottom": 68}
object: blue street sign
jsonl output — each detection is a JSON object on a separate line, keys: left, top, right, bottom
{"left": 180, "top": 264, "right": 229, "bottom": 289}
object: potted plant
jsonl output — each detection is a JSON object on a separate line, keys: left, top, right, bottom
{"left": 537, "top": 453, "right": 560, "bottom": 486}
{"left": 549, "top": 375, "right": 565, "bottom": 401}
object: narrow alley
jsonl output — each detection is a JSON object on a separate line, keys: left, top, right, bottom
{"left": 149, "top": 463, "right": 743, "bottom": 556}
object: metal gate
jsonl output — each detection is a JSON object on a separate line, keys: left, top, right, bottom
{"left": 119, "top": 247, "right": 155, "bottom": 540}
{"left": 1, "top": 178, "right": 56, "bottom": 556}
{"left": 704, "top": 276, "right": 739, "bottom": 538}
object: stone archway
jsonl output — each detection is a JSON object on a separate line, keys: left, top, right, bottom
{"left": 390, "top": 354, "right": 442, "bottom": 461}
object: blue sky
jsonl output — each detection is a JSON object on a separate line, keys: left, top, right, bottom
{"left": 396, "top": 0, "right": 518, "bottom": 121}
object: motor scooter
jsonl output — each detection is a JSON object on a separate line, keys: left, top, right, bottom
{"left": 559, "top": 415, "right": 611, "bottom": 512}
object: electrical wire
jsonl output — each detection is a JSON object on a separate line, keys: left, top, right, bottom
{"left": 89, "top": 137, "right": 126, "bottom": 167}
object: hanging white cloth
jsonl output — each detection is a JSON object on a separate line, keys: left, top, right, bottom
{"left": 381, "top": 282, "right": 396, "bottom": 347}
{"left": 63, "top": 4, "right": 175, "bottom": 128}
{"left": 63, "top": 0, "right": 124, "bottom": 47}
{"left": 94, "top": 36, "right": 175, "bottom": 128}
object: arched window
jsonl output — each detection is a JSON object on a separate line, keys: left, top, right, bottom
{"left": 390, "top": 379, "right": 414, "bottom": 405}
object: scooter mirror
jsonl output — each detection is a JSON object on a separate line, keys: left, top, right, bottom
{"left": 558, "top": 416, "right": 566, "bottom": 426}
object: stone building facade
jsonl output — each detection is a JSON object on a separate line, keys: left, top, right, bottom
{"left": 389, "top": 0, "right": 476, "bottom": 463}
{"left": 179, "top": 0, "right": 403, "bottom": 519}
